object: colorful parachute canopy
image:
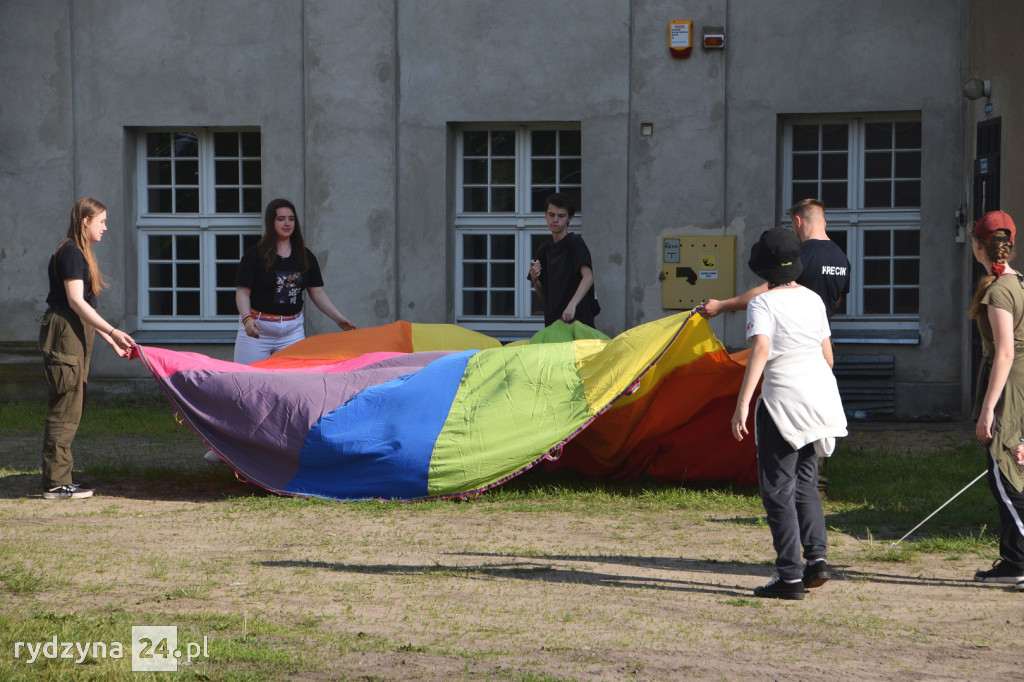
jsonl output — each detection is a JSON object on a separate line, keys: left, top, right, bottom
{"left": 132, "top": 314, "right": 756, "bottom": 501}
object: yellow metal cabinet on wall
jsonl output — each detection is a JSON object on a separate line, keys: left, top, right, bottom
{"left": 661, "top": 236, "right": 736, "bottom": 309}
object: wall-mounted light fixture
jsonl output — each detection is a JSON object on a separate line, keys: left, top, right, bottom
{"left": 963, "top": 78, "right": 991, "bottom": 100}
{"left": 641, "top": 122, "right": 654, "bottom": 137}
{"left": 702, "top": 26, "right": 725, "bottom": 50}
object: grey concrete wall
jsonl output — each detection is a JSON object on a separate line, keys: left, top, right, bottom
{"left": 1, "top": 0, "right": 311, "bottom": 392}
{"left": 627, "top": 0, "right": 727, "bottom": 326}
{"left": 79, "top": 0, "right": 307, "bottom": 383}
{"left": 395, "top": 0, "right": 631, "bottom": 331}
{"left": 0, "top": 0, "right": 75, "bottom": 400}
{"left": 968, "top": 1, "right": 1024, "bottom": 222}
{"left": 1, "top": 0, "right": 76, "bottom": 347}
{"left": 716, "top": 0, "right": 966, "bottom": 417}
{"left": 303, "top": 0, "right": 398, "bottom": 334}
{"left": 0, "top": 0, "right": 972, "bottom": 415}
{"left": 962, "top": 0, "right": 1024, "bottom": 414}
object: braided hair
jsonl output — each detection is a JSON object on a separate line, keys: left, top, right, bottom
{"left": 968, "top": 229, "right": 1015, "bottom": 320}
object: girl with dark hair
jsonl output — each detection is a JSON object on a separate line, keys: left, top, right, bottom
{"left": 233, "top": 198, "right": 356, "bottom": 364}
{"left": 40, "top": 197, "right": 135, "bottom": 499}
{"left": 968, "top": 210, "right": 1024, "bottom": 591}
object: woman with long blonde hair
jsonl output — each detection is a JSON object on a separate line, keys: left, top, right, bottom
{"left": 968, "top": 210, "right": 1024, "bottom": 591}
{"left": 39, "top": 197, "right": 135, "bottom": 499}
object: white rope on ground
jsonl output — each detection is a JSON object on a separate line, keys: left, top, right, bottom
{"left": 889, "top": 470, "right": 988, "bottom": 548}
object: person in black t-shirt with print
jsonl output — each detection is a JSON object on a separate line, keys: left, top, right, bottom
{"left": 233, "top": 198, "right": 357, "bottom": 365}
{"left": 203, "top": 198, "right": 358, "bottom": 464}
{"left": 701, "top": 199, "right": 850, "bottom": 320}
{"left": 701, "top": 199, "right": 850, "bottom": 499}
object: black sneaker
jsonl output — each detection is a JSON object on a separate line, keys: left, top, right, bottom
{"left": 43, "top": 483, "right": 94, "bottom": 500}
{"left": 753, "top": 578, "right": 805, "bottom": 600}
{"left": 973, "top": 559, "right": 1024, "bottom": 584}
{"left": 803, "top": 560, "right": 830, "bottom": 588}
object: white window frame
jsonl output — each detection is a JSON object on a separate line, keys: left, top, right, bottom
{"left": 454, "top": 124, "right": 581, "bottom": 334}
{"left": 135, "top": 128, "right": 262, "bottom": 331}
{"left": 782, "top": 114, "right": 921, "bottom": 334}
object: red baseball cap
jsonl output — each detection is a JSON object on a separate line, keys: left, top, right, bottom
{"left": 973, "top": 210, "right": 1016, "bottom": 243}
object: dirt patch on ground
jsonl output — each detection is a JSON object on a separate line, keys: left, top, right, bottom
{"left": 1, "top": 422, "right": 1021, "bottom": 680}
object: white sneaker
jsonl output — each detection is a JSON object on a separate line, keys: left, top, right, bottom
{"left": 43, "top": 483, "right": 94, "bottom": 499}
{"left": 203, "top": 450, "right": 222, "bottom": 464}
{"left": 1016, "top": 579, "right": 1024, "bottom": 593}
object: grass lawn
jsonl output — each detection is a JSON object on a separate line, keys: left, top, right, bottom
{"left": 0, "top": 399, "right": 1014, "bottom": 680}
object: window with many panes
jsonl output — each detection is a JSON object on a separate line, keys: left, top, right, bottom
{"left": 455, "top": 125, "right": 581, "bottom": 333}
{"left": 783, "top": 116, "right": 921, "bottom": 328}
{"left": 136, "top": 129, "right": 262, "bottom": 330}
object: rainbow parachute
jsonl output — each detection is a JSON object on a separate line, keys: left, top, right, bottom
{"left": 132, "top": 312, "right": 756, "bottom": 500}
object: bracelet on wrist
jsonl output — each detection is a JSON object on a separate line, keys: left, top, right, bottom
{"left": 108, "top": 327, "right": 116, "bottom": 336}
{"left": 241, "top": 313, "right": 254, "bottom": 325}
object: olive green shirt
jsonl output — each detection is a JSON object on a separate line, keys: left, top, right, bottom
{"left": 974, "top": 273, "right": 1024, "bottom": 492}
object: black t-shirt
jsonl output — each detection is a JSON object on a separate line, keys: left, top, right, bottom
{"left": 530, "top": 232, "right": 596, "bottom": 327}
{"left": 797, "top": 239, "right": 850, "bottom": 318}
{"left": 235, "top": 246, "right": 325, "bottom": 316}
{"left": 46, "top": 242, "right": 96, "bottom": 309}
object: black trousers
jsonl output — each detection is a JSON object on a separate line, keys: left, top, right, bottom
{"left": 987, "top": 450, "right": 1024, "bottom": 568}
{"left": 755, "top": 402, "right": 827, "bottom": 581}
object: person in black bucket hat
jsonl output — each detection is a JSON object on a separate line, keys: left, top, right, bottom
{"left": 730, "top": 228, "right": 848, "bottom": 600}
{"left": 748, "top": 227, "right": 803, "bottom": 284}
{"left": 702, "top": 200, "right": 851, "bottom": 502}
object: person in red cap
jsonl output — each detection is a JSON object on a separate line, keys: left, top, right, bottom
{"left": 968, "top": 209, "right": 1024, "bottom": 592}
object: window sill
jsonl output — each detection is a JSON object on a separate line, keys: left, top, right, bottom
{"left": 129, "top": 329, "right": 237, "bottom": 345}
{"left": 473, "top": 330, "right": 539, "bottom": 344}
{"left": 457, "top": 321, "right": 544, "bottom": 343}
{"left": 832, "top": 329, "right": 920, "bottom": 345}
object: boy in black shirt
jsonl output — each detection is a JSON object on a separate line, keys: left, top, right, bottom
{"left": 528, "top": 193, "right": 598, "bottom": 328}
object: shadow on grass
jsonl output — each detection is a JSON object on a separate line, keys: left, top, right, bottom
{"left": 0, "top": 463, "right": 998, "bottom": 546}
{"left": 497, "top": 466, "right": 999, "bottom": 544}
{"left": 260, "top": 556, "right": 757, "bottom": 598}
{"left": 504, "top": 466, "right": 758, "bottom": 495}
{"left": 709, "top": 509, "right": 994, "bottom": 546}
{"left": 0, "top": 468, "right": 270, "bottom": 502}
{"left": 0, "top": 428, "right": 1001, "bottom": 548}
{"left": 447, "top": 551, "right": 994, "bottom": 590}
{"left": 260, "top": 553, "right": 997, "bottom": 594}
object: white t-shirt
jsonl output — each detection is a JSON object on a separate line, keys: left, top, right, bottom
{"left": 746, "top": 284, "right": 830, "bottom": 359}
{"left": 745, "top": 284, "right": 847, "bottom": 451}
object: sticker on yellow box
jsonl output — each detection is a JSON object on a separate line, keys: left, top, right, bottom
{"left": 699, "top": 253, "right": 718, "bottom": 279}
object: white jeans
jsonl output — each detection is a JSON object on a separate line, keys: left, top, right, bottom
{"left": 233, "top": 312, "right": 306, "bottom": 364}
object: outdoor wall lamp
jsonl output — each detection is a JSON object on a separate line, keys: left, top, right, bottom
{"left": 963, "top": 78, "right": 991, "bottom": 100}
{"left": 702, "top": 26, "right": 725, "bottom": 50}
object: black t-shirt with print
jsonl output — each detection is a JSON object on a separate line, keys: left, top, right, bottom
{"left": 235, "top": 246, "right": 325, "bottom": 316}
{"left": 797, "top": 239, "right": 850, "bottom": 319}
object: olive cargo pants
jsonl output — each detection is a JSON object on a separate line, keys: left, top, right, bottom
{"left": 39, "top": 307, "right": 94, "bottom": 489}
